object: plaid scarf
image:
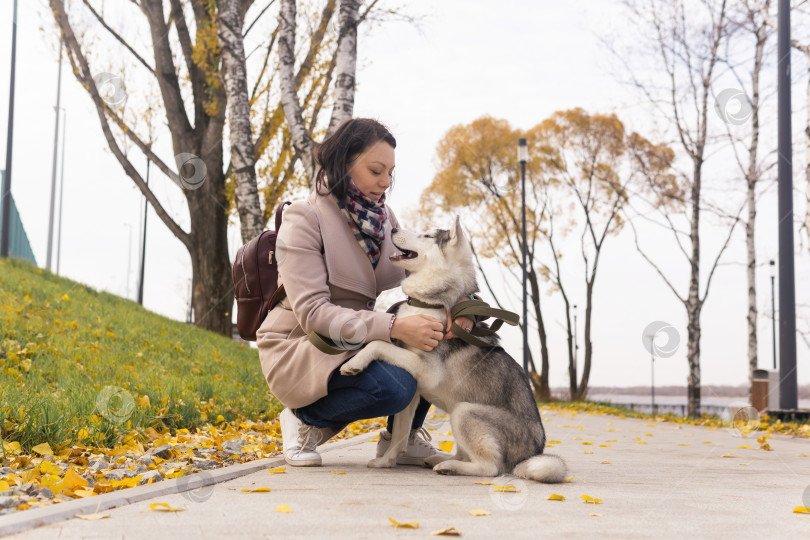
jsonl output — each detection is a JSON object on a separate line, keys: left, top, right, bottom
{"left": 336, "top": 179, "right": 387, "bottom": 268}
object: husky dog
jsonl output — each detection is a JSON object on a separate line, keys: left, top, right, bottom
{"left": 340, "top": 216, "right": 567, "bottom": 483}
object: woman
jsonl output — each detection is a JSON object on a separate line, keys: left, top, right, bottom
{"left": 256, "top": 118, "right": 475, "bottom": 467}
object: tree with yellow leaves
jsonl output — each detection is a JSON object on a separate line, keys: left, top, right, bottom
{"left": 420, "top": 111, "right": 674, "bottom": 400}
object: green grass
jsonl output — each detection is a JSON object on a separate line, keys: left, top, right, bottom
{"left": 0, "top": 257, "right": 281, "bottom": 454}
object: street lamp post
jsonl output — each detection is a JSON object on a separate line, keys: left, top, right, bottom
{"left": 1, "top": 0, "right": 19, "bottom": 258}
{"left": 47, "top": 42, "right": 64, "bottom": 271}
{"left": 518, "top": 138, "right": 529, "bottom": 374}
{"left": 770, "top": 260, "right": 777, "bottom": 370}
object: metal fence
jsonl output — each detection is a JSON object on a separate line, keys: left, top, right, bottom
{"left": 0, "top": 170, "right": 37, "bottom": 265}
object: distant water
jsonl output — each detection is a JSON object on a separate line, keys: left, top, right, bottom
{"left": 588, "top": 394, "right": 810, "bottom": 417}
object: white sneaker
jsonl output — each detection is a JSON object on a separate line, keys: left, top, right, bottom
{"left": 280, "top": 408, "right": 327, "bottom": 467}
{"left": 376, "top": 427, "right": 452, "bottom": 466}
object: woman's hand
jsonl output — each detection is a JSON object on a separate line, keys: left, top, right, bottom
{"left": 390, "top": 314, "right": 445, "bottom": 352}
{"left": 444, "top": 316, "right": 474, "bottom": 340}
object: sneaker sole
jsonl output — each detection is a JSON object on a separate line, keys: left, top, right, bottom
{"left": 285, "top": 456, "right": 322, "bottom": 467}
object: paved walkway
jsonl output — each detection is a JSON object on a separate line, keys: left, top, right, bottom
{"left": 5, "top": 409, "right": 810, "bottom": 539}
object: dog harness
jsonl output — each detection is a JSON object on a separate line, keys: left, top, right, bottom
{"left": 308, "top": 294, "right": 520, "bottom": 354}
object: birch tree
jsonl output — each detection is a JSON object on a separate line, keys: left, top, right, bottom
{"left": 620, "top": 0, "right": 742, "bottom": 417}
{"left": 49, "top": 0, "right": 368, "bottom": 334}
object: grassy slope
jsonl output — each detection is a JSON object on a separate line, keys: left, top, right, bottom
{"left": 0, "top": 257, "right": 280, "bottom": 452}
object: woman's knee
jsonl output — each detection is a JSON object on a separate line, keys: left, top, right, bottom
{"left": 367, "top": 361, "right": 417, "bottom": 413}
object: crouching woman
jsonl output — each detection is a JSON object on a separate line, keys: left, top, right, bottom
{"left": 256, "top": 118, "right": 473, "bottom": 466}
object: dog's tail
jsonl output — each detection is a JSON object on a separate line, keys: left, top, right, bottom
{"left": 513, "top": 454, "right": 567, "bottom": 483}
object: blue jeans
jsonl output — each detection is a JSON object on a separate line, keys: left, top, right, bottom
{"left": 293, "top": 360, "right": 431, "bottom": 434}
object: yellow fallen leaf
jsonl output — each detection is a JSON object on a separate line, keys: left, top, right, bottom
{"left": 32, "top": 442, "right": 54, "bottom": 456}
{"left": 2, "top": 441, "right": 21, "bottom": 454}
{"left": 0, "top": 481, "right": 9, "bottom": 490}
{"left": 584, "top": 450, "right": 594, "bottom": 454}
{"left": 548, "top": 440, "right": 561, "bottom": 444}
{"left": 589, "top": 513, "right": 603, "bottom": 517}
{"left": 75, "top": 513, "right": 110, "bottom": 521}
{"left": 737, "top": 445, "right": 750, "bottom": 449}
{"left": 331, "top": 471, "right": 346, "bottom": 475}
{"left": 678, "top": 443, "right": 691, "bottom": 446}
{"left": 149, "top": 502, "right": 186, "bottom": 512}
{"left": 581, "top": 442, "right": 593, "bottom": 445}
{"left": 798, "top": 454, "right": 809, "bottom": 457}
{"left": 389, "top": 517, "right": 419, "bottom": 528}
{"left": 757, "top": 435, "right": 771, "bottom": 444}
{"left": 139, "top": 395, "right": 151, "bottom": 408}
{"left": 581, "top": 495, "right": 603, "bottom": 504}
{"left": 760, "top": 443, "right": 772, "bottom": 451}
{"left": 721, "top": 454, "right": 735, "bottom": 458}
{"left": 474, "top": 481, "right": 493, "bottom": 485}
{"left": 431, "top": 527, "right": 461, "bottom": 536}
{"left": 546, "top": 494, "right": 565, "bottom": 501}
{"left": 439, "top": 441, "right": 454, "bottom": 453}
{"left": 793, "top": 507, "right": 810, "bottom": 514}
{"left": 703, "top": 441, "right": 712, "bottom": 444}
{"left": 598, "top": 444, "right": 611, "bottom": 447}
{"left": 267, "top": 467, "right": 286, "bottom": 474}
{"left": 73, "top": 489, "right": 96, "bottom": 498}
{"left": 600, "top": 461, "right": 611, "bottom": 464}
{"left": 240, "top": 487, "right": 271, "bottom": 493}
{"left": 467, "top": 509, "right": 491, "bottom": 516}
{"left": 739, "top": 463, "right": 750, "bottom": 466}
{"left": 644, "top": 433, "right": 653, "bottom": 437}
{"left": 492, "top": 485, "right": 520, "bottom": 493}
{"left": 40, "top": 461, "right": 59, "bottom": 475}
{"left": 646, "top": 424, "right": 656, "bottom": 427}
{"left": 63, "top": 469, "right": 88, "bottom": 490}
{"left": 276, "top": 504, "right": 291, "bottom": 513}
{"left": 637, "top": 441, "right": 647, "bottom": 445}
{"left": 563, "top": 476, "right": 574, "bottom": 483}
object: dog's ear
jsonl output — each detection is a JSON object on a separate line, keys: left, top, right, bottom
{"left": 449, "top": 215, "right": 464, "bottom": 245}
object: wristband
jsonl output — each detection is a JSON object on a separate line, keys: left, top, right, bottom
{"left": 389, "top": 315, "right": 397, "bottom": 335}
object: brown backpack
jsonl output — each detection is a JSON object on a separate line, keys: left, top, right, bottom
{"left": 232, "top": 201, "right": 292, "bottom": 341}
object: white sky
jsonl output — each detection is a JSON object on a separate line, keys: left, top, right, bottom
{"left": 1, "top": 0, "right": 808, "bottom": 392}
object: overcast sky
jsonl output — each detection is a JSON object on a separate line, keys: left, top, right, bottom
{"left": 1, "top": 0, "right": 808, "bottom": 392}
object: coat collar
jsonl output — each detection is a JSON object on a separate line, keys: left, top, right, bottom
{"left": 308, "top": 189, "right": 404, "bottom": 299}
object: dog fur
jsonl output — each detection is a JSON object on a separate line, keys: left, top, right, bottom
{"left": 339, "top": 216, "right": 567, "bottom": 483}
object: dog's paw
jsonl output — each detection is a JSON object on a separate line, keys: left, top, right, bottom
{"left": 433, "top": 461, "right": 459, "bottom": 475}
{"left": 339, "top": 354, "right": 372, "bottom": 376}
{"left": 367, "top": 457, "right": 396, "bottom": 469}
{"left": 424, "top": 454, "right": 452, "bottom": 468}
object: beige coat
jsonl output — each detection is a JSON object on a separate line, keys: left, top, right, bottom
{"left": 256, "top": 188, "right": 407, "bottom": 409}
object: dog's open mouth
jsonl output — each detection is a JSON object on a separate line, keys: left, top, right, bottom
{"left": 390, "top": 248, "right": 418, "bottom": 262}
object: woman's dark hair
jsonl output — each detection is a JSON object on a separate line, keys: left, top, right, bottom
{"left": 314, "top": 118, "right": 396, "bottom": 201}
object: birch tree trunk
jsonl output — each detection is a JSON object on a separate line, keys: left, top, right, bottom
{"left": 279, "top": 0, "right": 361, "bottom": 188}
{"left": 746, "top": 15, "right": 766, "bottom": 399}
{"left": 218, "top": 0, "right": 264, "bottom": 244}
{"left": 527, "top": 268, "right": 552, "bottom": 401}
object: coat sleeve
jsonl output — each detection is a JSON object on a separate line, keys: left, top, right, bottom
{"left": 277, "top": 201, "right": 394, "bottom": 345}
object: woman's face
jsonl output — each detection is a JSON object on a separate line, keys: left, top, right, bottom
{"left": 347, "top": 141, "right": 395, "bottom": 203}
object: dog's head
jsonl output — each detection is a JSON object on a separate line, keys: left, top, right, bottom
{"left": 389, "top": 215, "right": 477, "bottom": 301}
